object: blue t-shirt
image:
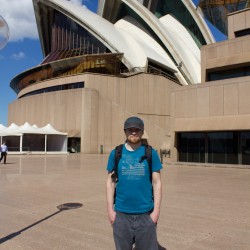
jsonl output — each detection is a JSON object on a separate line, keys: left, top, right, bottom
{"left": 107, "top": 145, "right": 162, "bottom": 214}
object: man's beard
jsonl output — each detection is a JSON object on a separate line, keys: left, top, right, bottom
{"left": 127, "top": 136, "right": 141, "bottom": 144}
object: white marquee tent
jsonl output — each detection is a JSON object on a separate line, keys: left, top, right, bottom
{"left": 0, "top": 122, "right": 68, "bottom": 154}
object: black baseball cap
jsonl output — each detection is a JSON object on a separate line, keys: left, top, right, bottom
{"left": 124, "top": 117, "right": 144, "bottom": 130}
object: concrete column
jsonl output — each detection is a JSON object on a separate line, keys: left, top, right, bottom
{"left": 81, "top": 89, "right": 99, "bottom": 153}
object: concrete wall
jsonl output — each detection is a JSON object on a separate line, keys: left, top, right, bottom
{"left": 201, "top": 8, "right": 250, "bottom": 83}
{"left": 172, "top": 76, "right": 250, "bottom": 130}
{"left": 201, "top": 35, "right": 250, "bottom": 83}
{"left": 9, "top": 88, "right": 83, "bottom": 136}
{"left": 9, "top": 73, "right": 176, "bottom": 153}
{"left": 171, "top": 76, "right": 250, "bottom": 161}
{"left": 172, "top": 8, "right": 250, "bottom": 162}
{"left": 228, "top": 8, "right": 250, "bottom": 39}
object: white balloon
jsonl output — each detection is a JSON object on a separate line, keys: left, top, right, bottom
{"left": 0, "top": 15, "right": 10, "bottom": 50}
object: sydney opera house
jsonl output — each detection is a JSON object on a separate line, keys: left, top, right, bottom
{"left": 8, "top": 0, "right": 250, "bottom": 165}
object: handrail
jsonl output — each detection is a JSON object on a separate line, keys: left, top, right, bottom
{"left": 7, "top": 147, "right": 31, "bottom": 152}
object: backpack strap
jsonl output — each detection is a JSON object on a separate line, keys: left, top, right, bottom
{"left": 111, "top": 144, "right": 123, "bottom": 183}
{"left": 139, "top": 144, "right": 153, "bottom": 182}
{"left": 139, "top": 144, "right": 154, "bottom": 200}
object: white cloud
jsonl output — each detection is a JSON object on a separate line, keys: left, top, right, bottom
{"left": 11, "top": 51, "right": 25, "bottom": 60}
{"left": 0, "top": 0, "right": 87, "bottom": 42}
{"left": 0, "top": 0, "right": 38, "bottom": 42}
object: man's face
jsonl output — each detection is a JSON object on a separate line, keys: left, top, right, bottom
{"left": 125, "top": 128, "right": 143, "bottom": 144}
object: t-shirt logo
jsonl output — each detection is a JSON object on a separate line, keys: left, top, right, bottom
{"left": 121, "top": 155, "right": 146, "bottom": 180}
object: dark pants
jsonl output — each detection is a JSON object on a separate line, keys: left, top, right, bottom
{"left": 0, "top": 152, "right": 7, "bottom": 164}
{"left": 113, "top": 211, "right": 158, "bottom": 250}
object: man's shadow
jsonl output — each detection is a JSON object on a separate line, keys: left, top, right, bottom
{"left": 157, "top": 243, "right": 166, "bottom": 250}
{"left": 0, "top": 203, "right": 83, "bottom": 244}
{"left": 133, "top": 243, "right": 166, "bottom": 249}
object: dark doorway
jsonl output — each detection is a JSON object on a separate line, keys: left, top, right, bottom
{"left": 68, "top": 137, "right": 81, "bottom": 153}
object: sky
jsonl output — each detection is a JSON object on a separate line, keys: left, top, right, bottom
{"left": 0, "top": 0, "right": 225, "bottom": 126}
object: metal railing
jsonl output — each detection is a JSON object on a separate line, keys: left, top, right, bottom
{"left": 7, "top": 147, "right": 31, "bottom": 154}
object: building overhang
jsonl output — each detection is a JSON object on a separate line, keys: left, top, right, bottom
{"left": 10, "top": 53, "right": 124, "bottom": 94}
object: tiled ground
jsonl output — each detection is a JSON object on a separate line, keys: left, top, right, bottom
{"left": 0, "top": 154, "right": 250, "bottom": 250}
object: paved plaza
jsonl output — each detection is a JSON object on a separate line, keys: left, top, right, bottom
{"left": 0, "top": 154, "right": 250, "bottom": 250}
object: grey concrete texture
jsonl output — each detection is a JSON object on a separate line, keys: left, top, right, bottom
{"left": 0, "top": 154, "right": 250, "bottom": 250}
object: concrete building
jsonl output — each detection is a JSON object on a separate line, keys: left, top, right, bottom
{"left": 171, "top": 7, "right": 250, "bottom": 164}
{"left": 7, "top": 0, "right": 250, "bottom": 164}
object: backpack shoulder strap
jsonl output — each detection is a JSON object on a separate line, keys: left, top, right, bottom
{"left": 145, "top": 144, "right": 152, "bottom": 171}
{"left": 145, "top": 144, "right": 152, "bottom": 182}
{"left": 139, "top": 144, "right": 153, "bottom": 182}
{"left": 112, "top": 144, "right": 123, "bottom": 187}
{"left": 113, "top": 144, "right": 123, "bottom": 173}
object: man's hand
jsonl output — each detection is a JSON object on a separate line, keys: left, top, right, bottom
{"left": 150, "top": 210, "right": 160, "bottom": 224}
{"left": 108, "top": 209, "right": 116, "bottom": 225}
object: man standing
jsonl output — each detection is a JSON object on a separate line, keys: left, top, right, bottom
{"left": 0, "top": 142, "right": 8, "bottom": 164}
{"left": 106, "top": 117, "right": 162, "bottom": 250}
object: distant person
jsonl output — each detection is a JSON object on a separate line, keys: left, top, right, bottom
{"left": 106, "top": 117, "right": 162, "bottom": 249}
{"left": 0, "top": 142, "right": 8, "bottom": 164}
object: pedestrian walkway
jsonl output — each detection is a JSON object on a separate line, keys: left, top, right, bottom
{"left": 0, "top": 154, "right": 250, "bottom": 250}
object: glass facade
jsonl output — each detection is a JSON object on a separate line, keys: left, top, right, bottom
{"left": 20, "top": 82, "right": 84, "bottom": 98}
{"left": 208, "top": 132, "right": 238, "bottom": 164}
{"left": 207, "top": 65, "right": 250, "bottom": 81}
{"left": 178, "top": 132, "right": 205, "bottom": 163}
{"left": 241, "top": 132, "right": 250, "bottom": 165}
{"left": 10, "top": 53, "right": 124, "bottom": 94}
{"left": 198, "top": 0, "right": 250, "bottom": 35}
{"left": 43, "top": 10, "right": 109, "bottom": 64}
{"left": 178, "top": 131, "right": 250, "bottom": 165}
{"left": 235, "top": 28, "right": 250, "bottom": 37}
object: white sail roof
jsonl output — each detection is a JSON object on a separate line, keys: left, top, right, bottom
{"left": 34, "top": 0, "right": 179, "bottom": 75}
{"left": 159, "top": 14, "right": 201, "bottom": 83}
{"left": 33, "top": 0, "right": 215, "bottom": 85}
{"left": 114, "top": 17, "right": 178, "bottom": 72}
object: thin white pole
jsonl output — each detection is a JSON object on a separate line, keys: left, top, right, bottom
{"left": 20, "top": 135, "right": 23, "bottom": 153}
{"left": 45, "top": 134, "right": 47, "bottom": 154}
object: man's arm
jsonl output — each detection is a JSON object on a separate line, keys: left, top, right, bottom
{"left": 150, "top": 170, "right": 162, "bottom": 223}
{"left": 106, "top": 172, "right": 116, "bottom": 224}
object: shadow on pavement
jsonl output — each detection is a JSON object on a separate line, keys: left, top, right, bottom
{"left": 133, "top": 242, "right": 167, "bottom": 249}
{"left": 0, "top": 203, "right": 83, "bottom": 244}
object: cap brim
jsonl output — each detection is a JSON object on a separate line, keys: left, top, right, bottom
{"left": 124, "top": 124, "right": 144, "bottom": 130}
